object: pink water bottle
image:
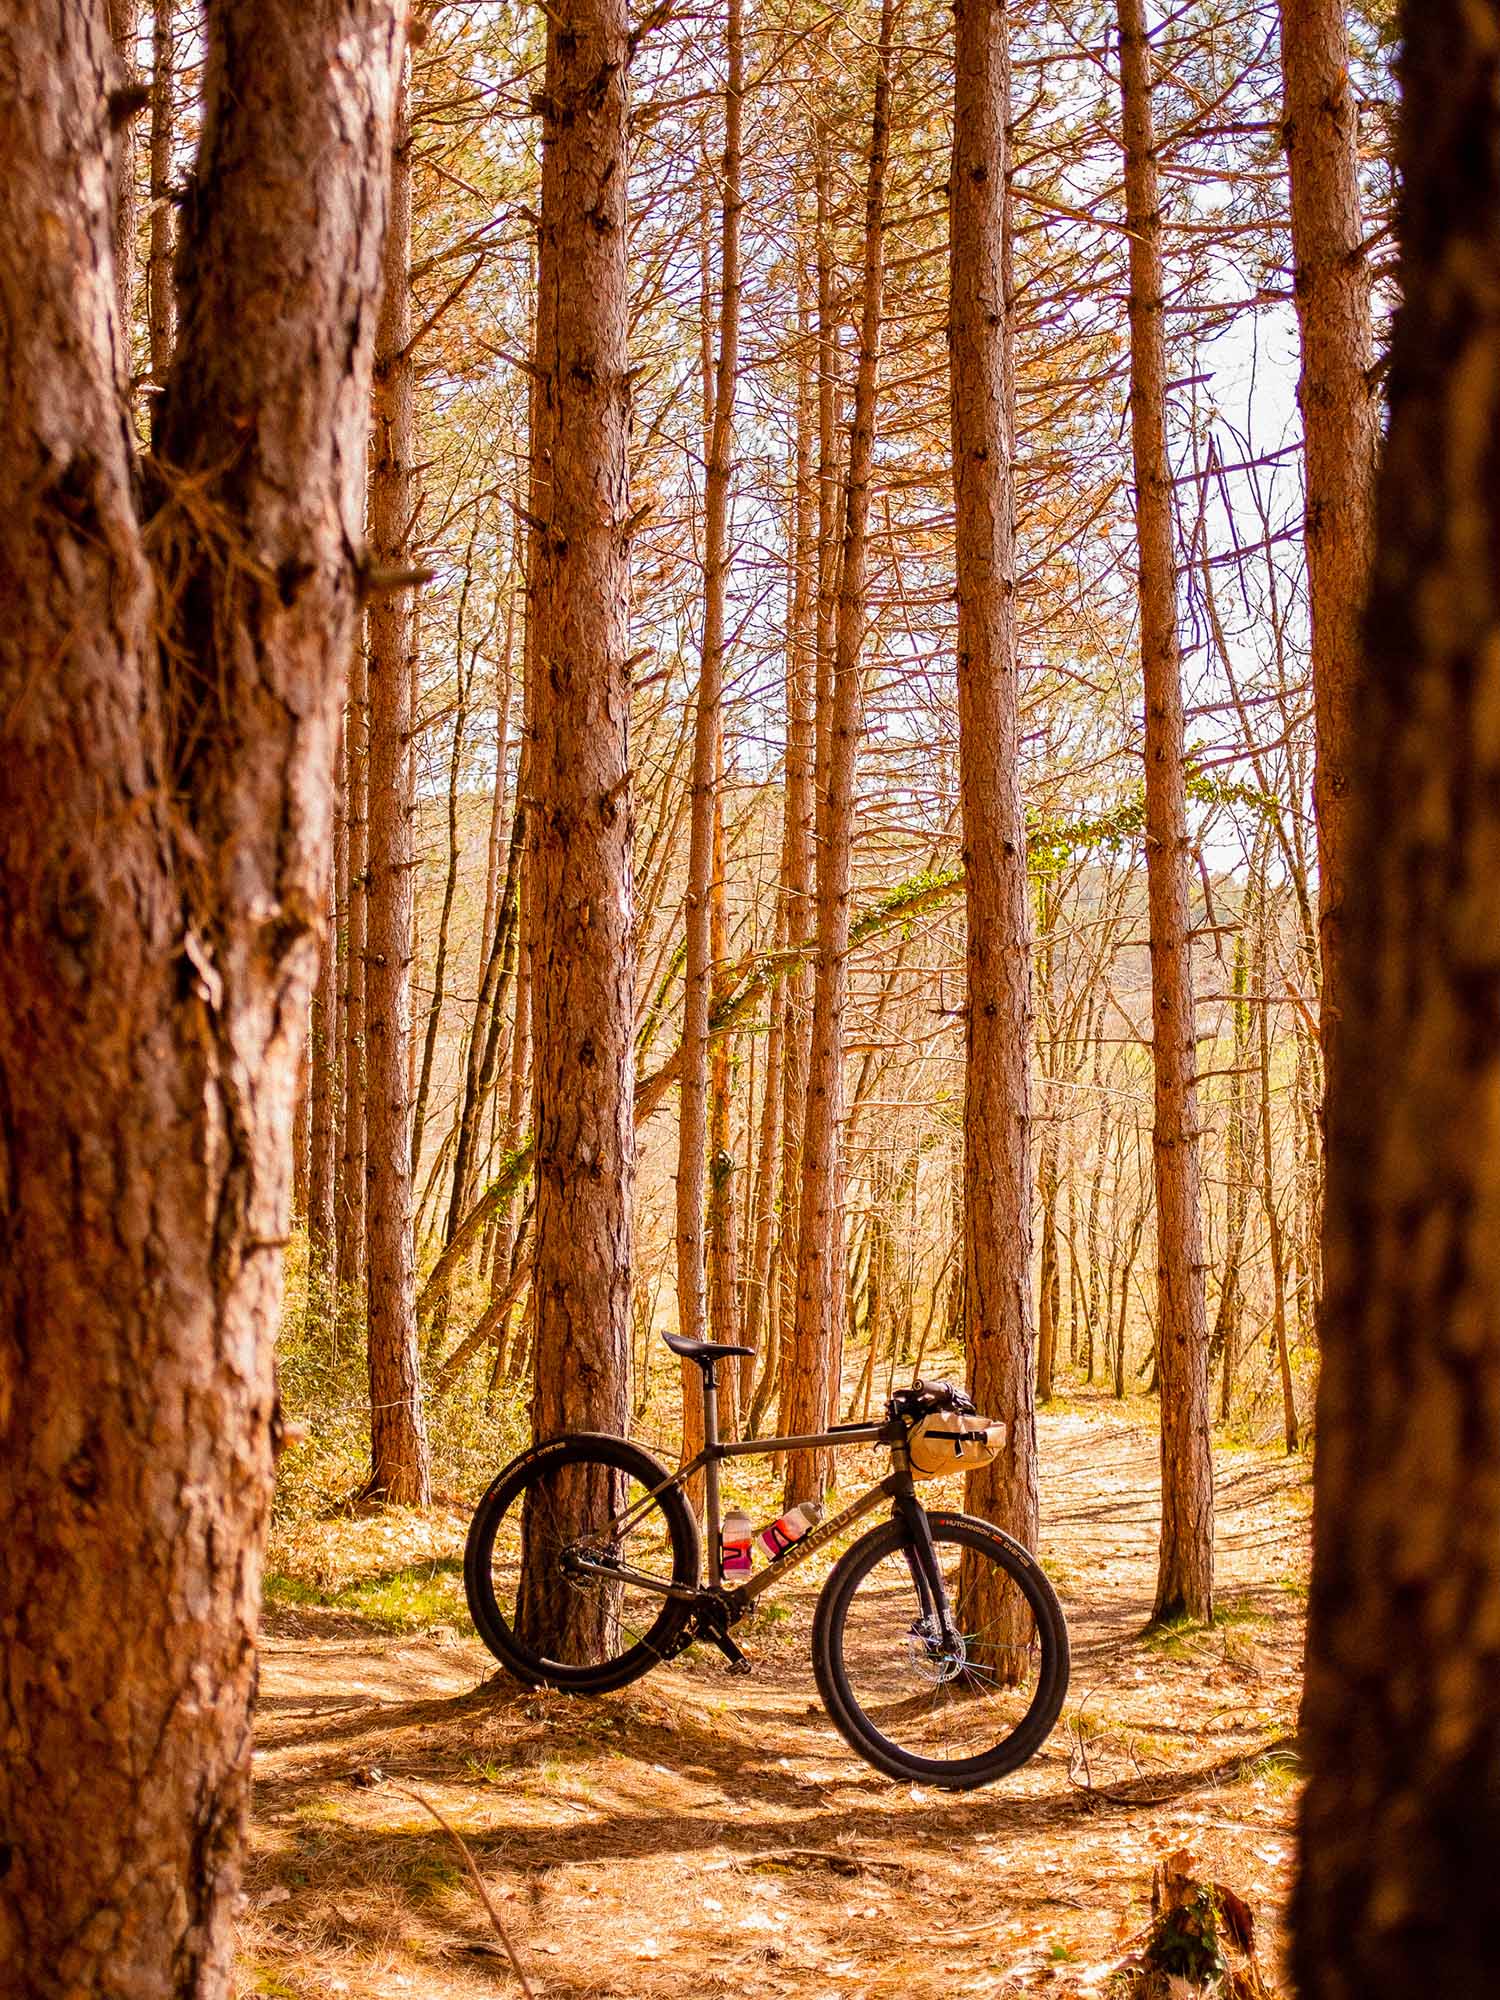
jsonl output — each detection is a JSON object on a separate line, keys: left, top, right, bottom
{"left": 760, "top": 1500, "right": 824, "bottom": 1559}
{"left": 720, "top": 1508, "right": 754, "bottom": 1576}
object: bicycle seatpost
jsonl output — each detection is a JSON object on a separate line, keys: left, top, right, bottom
{"left": 701, "top": 1361, "right": 723, "bottom": 1585}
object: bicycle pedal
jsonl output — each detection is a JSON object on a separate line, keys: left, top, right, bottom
{"left": 707, "top": 1629, "right": 753, "bottom": 1675}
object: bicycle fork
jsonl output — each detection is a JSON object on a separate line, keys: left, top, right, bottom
{"left": 895, "top": 1490, "right": 962, "bottom": 1651}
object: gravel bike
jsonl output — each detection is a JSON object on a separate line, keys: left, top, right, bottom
{"left": 464, "top": 1332, "right": 1069, "bottom": 1789}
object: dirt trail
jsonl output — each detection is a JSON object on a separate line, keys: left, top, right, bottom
{"left": 244, "top": 1395, "right": 1309, "bottom": 1999}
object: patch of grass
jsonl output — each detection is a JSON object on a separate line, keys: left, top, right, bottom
{"left": 1139, "top": 1612, "right": 1205, "bottom": 1657}
{"left": 245, "top": 1969, "right": 303, "bottom": 2000}
{"left": 464, "top": 1756, "right": 510, "bottom": 1785}
{"left": 1216, "top": 1592, "right": 1272, "bottom": 1630}
{"left": 1140, "top": 1594, "right": 1269, "bottom": 1656}
{"left": 1246, "top": 1744, "right": 1302, "bottom": 1793}
{"left": 293, "top": 1796, "right": 343, "bottom": 1825}
{"left": 395, "top": 1845, "right": 465, "bottom": 1900}
{"left": 264, "top": 1558, "right": 465, "bottom": 1633}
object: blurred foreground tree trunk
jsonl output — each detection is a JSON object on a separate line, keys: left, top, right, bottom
{"left": 1293, "top": 5, "right": 1500, "bottom": 1993}
{"left": 0, "top": 1, "right": 403, "bottom": 1990}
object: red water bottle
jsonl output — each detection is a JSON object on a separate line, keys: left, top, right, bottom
{"left": 759, "top": 1500, "right": 824, "bottom": 1559}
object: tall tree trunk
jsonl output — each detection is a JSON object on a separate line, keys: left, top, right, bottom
{"left": 339, "top": 638, "right": 369, "bottom": 1292}
{"left": 105, "top": 0, "right": 140, "bottom": 341}
{"left": 0, "top": 3, "right": 402, "bottom": 1988}
{"left": 1293, "top": 7, "right": 1500, "bottom": 1990}
{"left": 412, "top": 529, "right": 477, "bottom": 1180}
{"left": 1036, "top": 1116, "right": 1061, "bottom": 1403}
{"left": 741, "top": 943, "right": 784, "bottom": 1428}
{"left": 514, "top": 0, "right": 636, "bottom": 1657}
{"left": 1276, "top": 0, "right": 1377, "bottom": 1062}
{"left": 1116, "top": 0, "right": 1213, "bottom": 1625}
{"left": 1254, "top": 873, "right": 1299, "bottom": 1455}
{"left": 764, "top": 184, "right": 819, "bottom": 1442}
{"left": 1213, "top": 921, "right": 1252, "bottom": 1421}
{"left": 364, "top": 47, "right": 430, "bottom": 1505}
{"left": 706, "top": 753, "right": 743, "bottom": 1385}
{"left": 782, "top": 0, "right": 895, "bottom": 1508}
{"left": 308, "top": 822, "right": 339, "bottom": 1288}
{"left": 147, "top": 0, "right": 176, "bottom": 381}
{"left": 951, "top": 0, "right": 1039, "bottom": 1655}
{"left": 676, "top": 0, "right": 742, "bottom": 1431}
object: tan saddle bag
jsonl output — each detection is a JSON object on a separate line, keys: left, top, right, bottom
{"left": 906, "top": 1411, "right": 1008, "bottom": 1479}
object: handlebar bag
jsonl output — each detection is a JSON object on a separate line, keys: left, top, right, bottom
{"left": 906, "top": 1411, "right": 1008, "bottom": 1479}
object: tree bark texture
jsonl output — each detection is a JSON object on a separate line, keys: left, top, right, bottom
{"left": 364, "top": 47, "right": 430, "bottom": 1506}
{"left": 0, "top": 3, "right": 403, "bottom": 1992}
{"left": 950, "top": 0, "right": 1040, "bottom": 1648}
{"left": 1276, "top": 0, "right": 1377, "bottom": 1062}
{"left": 515, "top": 0, "right": 636, "bottom": 1658}
{"left": 1115, "top": 0, "right": 1214, "bottom": 1625}
{"left": 783, "top": 0, "right": 894, "bottom": 1509}
{"left": 1292, "top": 8, "right": 1500, "bottom": 1991}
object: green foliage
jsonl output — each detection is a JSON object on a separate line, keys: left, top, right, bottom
{"left": 1140, "top": 1880, "right": 1229, "bottom": 1985}
{"left": 274, "top": 1231, "right": 531, "bottom": 1520}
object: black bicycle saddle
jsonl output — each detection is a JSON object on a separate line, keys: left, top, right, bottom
{"left": 661, "top": 1330, "right": 755, "bottom": 1366}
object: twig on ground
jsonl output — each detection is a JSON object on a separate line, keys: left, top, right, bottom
{"left": 391, "top": 1785, "right": 538, "bottom": 1999}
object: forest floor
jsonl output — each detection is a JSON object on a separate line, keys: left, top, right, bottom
{"left": 241, "top": 1391, "right": 1310, "bottom": 2000}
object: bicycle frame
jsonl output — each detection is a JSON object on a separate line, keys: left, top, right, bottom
{"left": 576, "top": 1357, "right": 948, "bottom": 1621}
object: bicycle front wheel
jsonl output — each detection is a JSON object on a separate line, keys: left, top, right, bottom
{"left": 812, "top": 1509, "right": 1069, "bottom": 1788}
{"left": 464, "top": 1433, "right": 700, "bottom": 1694}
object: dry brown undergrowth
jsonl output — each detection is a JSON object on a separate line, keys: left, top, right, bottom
{"left": 242, "top": 1393, "right": 1308, "bottom": 2000}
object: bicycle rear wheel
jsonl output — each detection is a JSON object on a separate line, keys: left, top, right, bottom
{"left": 812, "top": 1509, "right": 1069, "bottom": 1788}
{"left": 464, "top": 1434, "right": 700, "bottom": 1694}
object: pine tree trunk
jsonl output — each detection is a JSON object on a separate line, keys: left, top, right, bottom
{"left": 1293, "top": 8, "right": 1500, "bottom": 1990}
{"left": 147, "top": 0, "right": 176, "bottom": 381}
{"left": 1116, "top": 0, "right": 1213, "bottom": 1625}
{"left": 308, "top": 840, "right": 339, "bottom": 1286}
{"left": 741, "top": 952, "right": 784, "bottom": 1429}
{"left": 1276, "top": 0, "right": 1377, "bottom": 1060}
{"left": 0, "top": 3, "right": 403, "bottom": 1987}
{"left": 1036, "top": 1118, "right": 1060, "bottom": 1403}
{"left": 105, "top": 0, "right": 139, "bottom": 339}
{"left": 1213, "top": 923, "right": 1251, "bottom": 1421}
{"left": 764, "top": 193, "right": 819, "bottom": 1442}
{"left": 515, "top": 0, "right": 635, "bottom": 1658}
{"left": 412, "top": 536, "right": 476, "bottom": 1180}
{"left": 364, "top": 48, "right": 430, "bottom": 1505}
{"left": 950, "top": 0, "right": 1039, "bottom": 1658}
{"left": 706, "top": 762, "right": 743, "bottom": 1386}
{"left": 676, "top": 0, "right": 743, "bottom": 1405}
{"left": 339, "top": 640, "right": 369, "bottom": 1291}
{"left": 783, "top": 1, "right": 895, "bottom": 1508}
